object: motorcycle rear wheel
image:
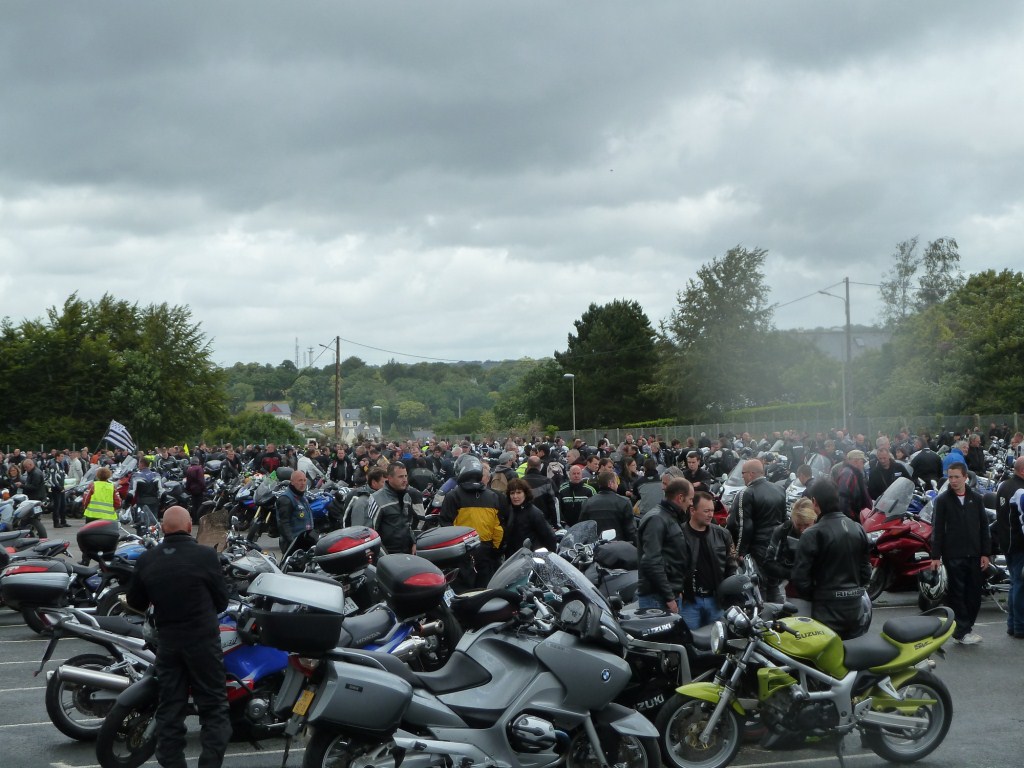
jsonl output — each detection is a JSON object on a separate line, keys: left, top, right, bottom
{"left": 862, "top": 669, "right": 952, "bottom": 763}
{"left": 656, "top": 694, "right": 741, "bottom": 768}
{"left": 95, "top": 700, "right": 157, "bottom": 768}
{"left": 95, "top": 588, "right": 130, "bottom": 617}
{"left": 22, "top": 606, "right": 51, "bottom": 634}
{"left": 303, "top": 731, "right": 395, "bottom": 768}
{"left": 45, "top": 652, "right": 118, "bottom": 741}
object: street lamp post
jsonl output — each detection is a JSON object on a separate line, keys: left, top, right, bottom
{"left": 372, "top": 405, "right": 383, "bottom": 439}
{"left": 818, "top": 277, "right": 851, "bottom": 432}
{"left": 563, "top": 373, "right": 576, "bottom": 435}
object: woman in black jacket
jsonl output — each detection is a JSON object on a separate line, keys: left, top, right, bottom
{"left": 502, "top": 478, "right": 557, "bottom": 555}
{"left": 762, "top": 498, "right": 817, "bottom": 597}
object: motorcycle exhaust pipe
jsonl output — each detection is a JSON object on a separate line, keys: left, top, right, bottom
{"left": 56, "top": 664, "right": 132, "bottom": 692}
{"left": 391, "top": 636, "right": 428, "bottom": 662}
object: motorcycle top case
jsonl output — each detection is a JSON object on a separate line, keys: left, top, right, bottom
{"left": 1, "top": 558, "right": 72, "bottom": 610}
{"left": 247, "top": 571, "right": 346, "bottom": 655}
{"left": 375, "top": 553, "right": 447, "bottom": 620}
{"left": 77, "top": 519, "right": 121, "bottom": 556}
{"left": 313, "top": 526, "right": 381, "bottom": 576}
{"left": 415, "top": 525, "right": 480, "bottom": 569}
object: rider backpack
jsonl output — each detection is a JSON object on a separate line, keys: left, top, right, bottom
{"left": 489, "top": 469, "right": 510, "bottom": 495}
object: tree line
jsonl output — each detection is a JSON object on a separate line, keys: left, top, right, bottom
{"left": 3, "top": 241, "right": 1020, "bottom": 448}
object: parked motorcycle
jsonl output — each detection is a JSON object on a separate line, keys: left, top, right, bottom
{"left": 35, "top": 606, "right": 152, "bottom": 741}
{"left": 276, "top": 548, "right": 661, "bottom": 768}
{"left": 657, "top": 574, "right": 955, "bottom": 768}
{"left": 0, "top": 492, "right": 48, "bottom": 537}
{"left": 557, "top": 520, "right": 639, "bottom": 604}
{"left": 860, "top": 478, "right": 935, "bottom": 601}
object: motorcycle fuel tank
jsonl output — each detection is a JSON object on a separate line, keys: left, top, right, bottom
{"left": 763, "top": 616, "right": 845, "bottom": 677}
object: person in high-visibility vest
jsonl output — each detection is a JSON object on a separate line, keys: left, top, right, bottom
{"left": 82, "top": 466, "right": 122, "bottom": 522}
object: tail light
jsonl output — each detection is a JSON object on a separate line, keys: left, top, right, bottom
{"left": 2, "top": 564, "right": 52, "bottom": 576}
{"left": 289, "top": 656, "right": 321, "bottom": 677}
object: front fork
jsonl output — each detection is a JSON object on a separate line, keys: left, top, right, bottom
{"left": 700, "top": 642, "right": 757, "bottom": 745}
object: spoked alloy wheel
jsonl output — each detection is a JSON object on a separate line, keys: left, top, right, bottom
{"left": 655, "top": 694, "right": 741, "bottom": 768}
{"left": 566, "top": 729, "right": 661, "bottom": 768}
{"left": 95, "top": 701, "right": 157, "bottom": 768}
{"left": 302, "top": 731, "right": 397, "bottom": 768}
{"left": 45, "top": 652, "right": 119, "bottom": 740}
{"left": 863, "top": 670, "right": 952, "bottom": 763}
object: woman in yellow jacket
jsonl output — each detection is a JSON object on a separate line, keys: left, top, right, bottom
{"left": 82, "top": 466, "right": 122, "bottom": 523}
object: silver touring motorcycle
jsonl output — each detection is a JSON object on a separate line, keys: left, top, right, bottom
{"left": 250, "top": 547, "right": 662, "bottom": 768}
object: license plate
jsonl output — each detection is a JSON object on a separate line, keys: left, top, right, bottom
{"left": 443, "top": 587, "right": 456, "bottom": 606}
{"left": 343, "top": 597, "right": 359, "bottom": 615}
{"left": 292, "top": 689, "right": 315, "bottom": 716}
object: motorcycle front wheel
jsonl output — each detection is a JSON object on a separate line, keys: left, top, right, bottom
{"left": 655, "top": 693, "right": 741, "bottom": 768}
{"left": 866, "top": 563, "right": 888, "bottom": 602}
{"left": 303, "top": 731, "right": 396, "bottom": 768}
{"left": 45, "top": 652, "right": 118, "bottom": 740}
{"left": 566, "top": 729, "right": 661, "bottom": 768}
{"left": 95, "top": 700, "right": 157, "bottom": 768}
{"left": 862, "top": 669, "right": 952, "bottom": 763}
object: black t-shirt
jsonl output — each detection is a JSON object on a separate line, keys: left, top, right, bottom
{"left": 690, "top": 526, "right": 717, "bottom": 596}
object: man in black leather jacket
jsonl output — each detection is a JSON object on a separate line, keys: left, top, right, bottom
{"left": 727, "top": 459, "right": 787, "bottom": 602}
{"left": 126, "top": 506, "right": 230, "bottom": 768}
{"left": 579, "top": 472, "right": 637, "bottom": 545}
{"left": 637, "top": 478, "right": 693, "bottom": 612}
{"left": 791, "top": 480, "right": 872, "bottom": 639}
{"left": 678, "top": 491, "right": 737, "bottom": 629}
{"left": 367, "top": 462, "right": 418, "bottom": 555}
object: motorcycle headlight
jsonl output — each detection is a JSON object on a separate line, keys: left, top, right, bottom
{"left": 867, "top": 530, "right": 883, "bottom": 545}
{"left": 724, "top": 605, "right": 751, "bottom": 634}
{"left": 710, "top": 620, "right": 728, "bottom": 654}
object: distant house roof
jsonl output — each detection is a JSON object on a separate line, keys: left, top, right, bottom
{"left": 262, "top": 402, "right": 292, "bottom": 417}
{"left": 342, "top": 409, "right": 361, "bottom": 421}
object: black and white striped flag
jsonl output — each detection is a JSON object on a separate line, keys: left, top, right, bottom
{"left": 103, "top": 419, "right": 136, "bottom": 453}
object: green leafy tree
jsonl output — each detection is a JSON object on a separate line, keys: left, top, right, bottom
{"left": 554, "top": 300, "right": 660, "bottom": 428}
{"left": 202, "top": 411, "right": 301, "bottom": 447}
{"left": 226, "top": 382, "right": 255, "bottom": 414}
{"left": 660, "top": 246, "right": 772, "bottom": 416}
{"left": 879, "top": 237, "right": 920, "bottom": 326}
{"left": 879, "top": 236, "right": 965, "bottom": 326}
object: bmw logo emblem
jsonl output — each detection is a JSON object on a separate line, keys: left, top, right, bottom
{"left": 601, "top": 669, "right": 611, "bottom": 682}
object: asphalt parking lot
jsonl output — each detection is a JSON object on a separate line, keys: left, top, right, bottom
{"left": 1, "top": 517, "right": 1022, "bottom": 767}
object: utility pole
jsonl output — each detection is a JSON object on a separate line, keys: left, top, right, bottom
{"left": 844, "top": 276, "right": 852, "bottom": 431}
{"left": 334, "top": 336, "right": 341, "bottom": 443}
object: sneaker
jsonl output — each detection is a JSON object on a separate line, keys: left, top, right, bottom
{"left": 958, "top": 632, "right": 983, "bottom": 645}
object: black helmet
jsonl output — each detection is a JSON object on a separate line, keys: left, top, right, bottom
{"left": 717, "top": 574, "right": 759, "bottom": 609}
{"left": 456, "top": 455, "right": 483, "bottom": 486}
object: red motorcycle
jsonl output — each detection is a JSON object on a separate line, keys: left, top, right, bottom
{"left": 860, "top": 477, "right": 934, "bottom": 601}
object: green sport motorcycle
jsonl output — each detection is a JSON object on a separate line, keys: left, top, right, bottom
{"left": 657, "top": 575, "right": 955, "bottom": 768}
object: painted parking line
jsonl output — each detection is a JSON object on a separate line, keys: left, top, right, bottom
{"left": 47, "top": 745, "right": 307, "bottom": 768}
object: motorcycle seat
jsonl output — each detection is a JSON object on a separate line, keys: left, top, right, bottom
{"left": 0, "top": 531, "right": 29, "bottom": 542}
{"left": 881, "top": 614, "right": 950, "bottom": 644}
{"left": 690, "top": 625, "right": 715, "bottom": 651}
{"left": 841, "top": 635, "right": 899, "bottom": 670}
{"left": 65, "top": 562, "right": 99, "bottom": 578}
{"left": 338, "top": 609, "right": 394, "bottom": 647}
{"left": 93, "top": 614, "right": 146, "bottom": 639}
{"left": 291, "top": 571, "right": 342, "bottom": 587}
{"left": 341, "top": 647, "right": 491, "bottom": 695}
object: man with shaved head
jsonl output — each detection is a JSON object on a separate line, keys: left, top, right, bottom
{"left": 126, "top": 506, "right": 230, "bottom": 768}
{"left": 728, "top": 459, "right": 787, "bottom": 602}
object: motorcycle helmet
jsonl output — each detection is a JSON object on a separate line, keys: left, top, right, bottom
{"left": 919, "top": 565, "right": 947, "bottom": 602}
{"left": 717, "top": 574, "right": 759, "bottom": 609}
{"left": 456, "top": 455, "right": 483, "bottom": 486}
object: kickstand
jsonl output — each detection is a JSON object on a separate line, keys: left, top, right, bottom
{"left": 280, "top": 734, "right": 292, "bottom": 768}
{"left": 834, "top": 734, "right": 847, "bottom": 768}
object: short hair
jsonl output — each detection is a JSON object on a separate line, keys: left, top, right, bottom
{"left": 664, "top": 478, "right": 693, "bottom": 501}
{"left": 96, "top": 466, "right": 112, "bottom": 481}
{"left": 506, "top": 477, "right": 534, "bottom": 503}
{"left": 692, "top": 490, "right": 714, "bottom": 508}
{"left": 596, "top": 471, "right": 618, "bottom": 490}
{"left": 138, "top": 457, "right": 150, "bottom": 468}
{"left": 796, "top": 464, "right": 812, "bottom": 479}
{"left": 386, "top": 461, "right": 407, "bottom": 478}
{"left": 809, "top": 478, "right": 839, "bottom": 514}
{"left": 791, "top": 498, "right": 817, "bottom": 525}
{"left": 946, "top": 461, "right": 968, "bottom": 477}
{"left": 366, "top": 466, "right": 387, "bottom": 485}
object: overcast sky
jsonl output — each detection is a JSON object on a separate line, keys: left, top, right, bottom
{"left": 2, "top": 2, "right": 1021, "bottom": 369}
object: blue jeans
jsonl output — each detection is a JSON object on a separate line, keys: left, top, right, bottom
{"left": 1008, "top": 551, "right": 1024, "bottom": 635}
{"left": 638, "top": 593, "right": 678, "bottom": 612}
{"left": 680, "top": 595, "right": 723, "bottom": 631}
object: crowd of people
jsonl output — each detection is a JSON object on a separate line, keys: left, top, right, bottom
{"left": 4, "top": 421, "right": 1022, "bottom": 644}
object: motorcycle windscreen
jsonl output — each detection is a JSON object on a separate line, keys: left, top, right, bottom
{"left": 872, "top": 477, "right": 915, "bottom": 519}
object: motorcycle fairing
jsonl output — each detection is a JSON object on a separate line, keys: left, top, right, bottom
{"left": 673, "top": 681, "right": 747, "bottom": 715}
